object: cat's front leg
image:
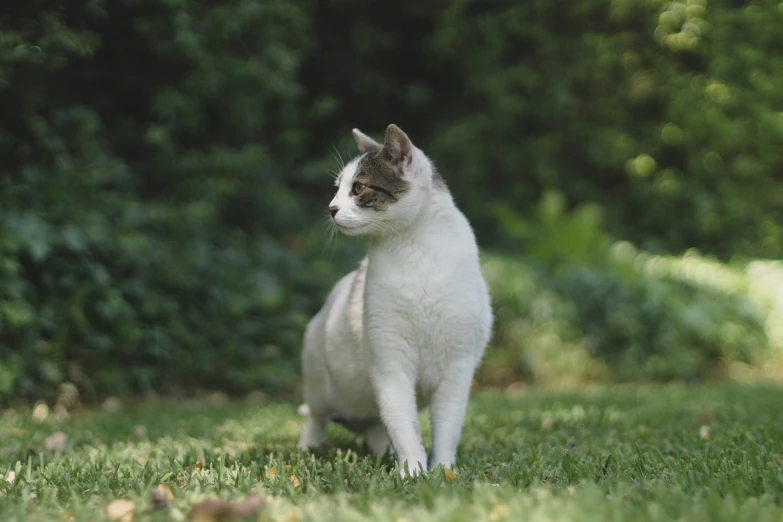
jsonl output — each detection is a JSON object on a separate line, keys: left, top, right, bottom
{"left": 372, "top": 364, "right": 427, "bottom": 477}
{"left": 428, "top": 361, "right": 474, "bottom": 472}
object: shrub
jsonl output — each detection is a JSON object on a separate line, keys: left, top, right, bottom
{"left": 0, "top": 0, "right": 330, "bottom": 403}
{"left": 481, "top": 244, "right": 779, "bottom": 387}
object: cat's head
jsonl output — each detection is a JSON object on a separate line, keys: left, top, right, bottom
{"left": 328, "top": 124, "right": 440, "bottom": 236}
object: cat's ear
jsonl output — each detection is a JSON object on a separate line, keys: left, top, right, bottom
{"left": 352, "top": 128, "right": 382, "bottom": 154}
{"left": 383, "top": 124, "right": 412, "bottom": 167}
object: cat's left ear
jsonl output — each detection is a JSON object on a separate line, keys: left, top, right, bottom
{"left": 383, "top": 124, "right": 413, "bottom": 167}
{"left": 352, "top": 128, "right": 382, "bottom": 153}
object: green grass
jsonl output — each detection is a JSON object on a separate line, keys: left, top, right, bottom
{"left": 2, "top": 384, "right": 783, "bottom": 521}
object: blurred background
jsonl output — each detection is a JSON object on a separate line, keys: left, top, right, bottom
{"left": 1, "top": 0, "right": 782, "bottom": 406}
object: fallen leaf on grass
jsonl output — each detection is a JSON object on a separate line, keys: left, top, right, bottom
{"left": 186, "top": 460, "right": 205, "bottom": 471}
{"left": 443, "top": 468, "right": 456, "bottom": 481}
{"left": 45, "top": 431, "right": 68, "bottom": 451}
{"left": 187, "top": 494, "right": 266, "bottom": 522}
{"left": 265, "top": 467, "right": 275, "bottom": 479}
{"left": 106, "top": 499, "right": 135, "bottom": 522}
{"left": 151, "top": 484, "right": 174, "bottom": 509}
{"left": 490, "top": 504, "right": 510, "bottom": 521}
{"left": 4, "top": 471, "right": 15, "bottom": 485}
{"left": 699, "top": 425, "right": 711, "bottom": 440}
{"left": 289, "top": 475, "right": 300, "bottom": 488}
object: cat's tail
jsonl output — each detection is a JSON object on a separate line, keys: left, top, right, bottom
{"left": 297, "top": 403, "right": 310, "bottom": 417}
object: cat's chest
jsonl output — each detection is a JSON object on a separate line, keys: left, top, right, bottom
{"left": 363, "top": 248, "right": 479, "bottom": 335}
{"left": 366, "top": 251, "right": 455, "bottom": 303}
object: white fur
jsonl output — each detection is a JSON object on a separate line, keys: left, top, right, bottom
{"left": 299, "top": 127, "right": 493, "bottom": 477}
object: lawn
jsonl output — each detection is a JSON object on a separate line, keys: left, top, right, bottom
{"left": 2, "top": 383, "right": 783, "bottom": 521}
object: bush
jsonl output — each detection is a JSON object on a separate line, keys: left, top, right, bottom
{"left": 425, "top": 0, "right": 783, "bottom": 258}
{"left": 480, "top": 240, "right": 782, "bottom": 387}
{"left": 2, "top": 0, "right": 783, "bottom": 402}
{"left": 0, "top": 0, "right": 335, "bottom": 403}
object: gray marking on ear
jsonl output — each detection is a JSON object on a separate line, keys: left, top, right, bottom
{"left": 383, "top": 124, "right": 412, "bottom": 167}
{"left": 353, "top": 128, "right": 382, "bottom": 154}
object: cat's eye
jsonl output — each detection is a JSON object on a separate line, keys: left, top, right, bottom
{"left": 351, "top": 182, "right": 366, "bottom": 195}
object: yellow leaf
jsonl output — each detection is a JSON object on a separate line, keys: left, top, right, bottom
{"left": 265, "top": 466, "right": 276, "bottom": 479}
{"left": 289, "top": 475, "right": 300, "bottom": 488}
{"left": 151, "top": 484, "right": 174, "bottom": 509}
{"left": 490, "top": 504, "right": 510, "bottom": 521}
{"left": 106, "top": 499, "right": 135, "bottom": 522}
{"left": 443, "top": 468, "right": 456, "bottom": 481}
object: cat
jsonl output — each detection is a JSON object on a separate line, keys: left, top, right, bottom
{"left": 298, "top": 124, "right": 493, "bottom": 477}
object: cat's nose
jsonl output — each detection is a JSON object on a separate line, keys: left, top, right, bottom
{"left": 329, "top": 205, "right": 339, "bottom": 218}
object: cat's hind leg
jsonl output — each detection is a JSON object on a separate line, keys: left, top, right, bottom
{"left": 298, "top": 404, "right": 328, "bottom": 450}
{"left": 299, "top": 311, "right": 331, "bottom": 451}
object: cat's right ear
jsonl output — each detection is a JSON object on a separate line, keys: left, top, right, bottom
{"left": 352, "top": 128, "right": 382, "bottom": 154}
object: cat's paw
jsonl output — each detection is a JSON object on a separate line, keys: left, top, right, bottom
{"left": 428, "top": 458, "right": 456, "bottom": 473}
{"left": 398, "top": 459, "right": 426, "bottom": 478}
{"left": 298, "top": 415, "right": 327, "bottom": 451}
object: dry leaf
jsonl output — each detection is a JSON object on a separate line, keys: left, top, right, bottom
{"left": 32, "top": 403, "right": 49, "bottom": 423}
{"left": 106, "top": 499, "right": 135, "bottom": 522}
{"left": 699, "top": 425, "right": 711, "bottom": 440}
{"left": 289, "top": 475, "right": 300, "bottom": 488}
{"left": 187, "top": 495, "right": 265, "bottom": 522}
{"left": 188, "top": 499, "right": 233, "bottom": 522}
{"left": 443, "top": 468, "right": 456, "bottom": 482}
{"left": 61, "top": 511, "right": 75, "bottom": 521}
{"left": 151, "top": 484, "right": 174, "bottom": 509}
{"left": 187, "top": 460, "right": 205, "bottom": 471}
{"left": 45, "top": 432, "right": 68, "bottom": 451}
{"left": 490, "top": 504, "right": 510, "bottom": 521}
{"left": 232, "top": 494, "right": 265, "bottom": 517}
{"left": 265, "top": 467, "right": 275, "bottom": 479}
{"left": 286, "top": 510, "right": 300, "bottom": 522}
{"left": 5, "top": 471, "right": 15, "bottom": 485}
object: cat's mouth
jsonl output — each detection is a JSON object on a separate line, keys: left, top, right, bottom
{"left": 334, "top": 221, "right": 371, "bottom": 236}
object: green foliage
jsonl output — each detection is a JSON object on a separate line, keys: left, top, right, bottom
{"left": 3, "top": 385, "right": 783, "bottom": 521}
{"left": 425, "top": 0, "right": 783, "bottom": 258}
{"left": 2, "top": 0, "right": 783, "bottom": 401}
{"left": 0, "top": 0, "right": 330, "bottom": 402}
{"left": 481, "top": 239, "right": 781, "bottom": 386}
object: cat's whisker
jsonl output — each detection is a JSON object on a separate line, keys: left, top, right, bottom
{"left": 330, "top": 144, "right": 346, "bottom": 170}
{"left": 322, "top": 217, "right": 339, "bottom": 257}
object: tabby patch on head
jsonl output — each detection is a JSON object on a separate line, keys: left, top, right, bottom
{"left": 351, "top": 150, "right": 410, "bottom": 211}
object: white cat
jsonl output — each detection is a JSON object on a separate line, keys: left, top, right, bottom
{"left": 298, "top": 124, "right": 493, "bottom": 477}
